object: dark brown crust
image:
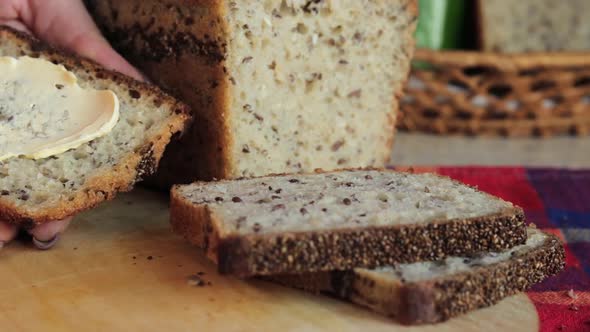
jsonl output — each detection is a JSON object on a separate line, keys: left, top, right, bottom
{"left": 399, "top": 284, "right": 438, "bottom": 324}
{"left": 0, "top": 25, "right": 191, "bottom": 224}
{"left": 267, "top": 231, "right": 565, "bottom": 325}
{"left": 170, "top": 168, "right": 527, "bottom": 277}
{"left": 216, "top": 210, "right": 525, "bottom": 277}
{"left": 364, "top": 232, "right": 564, "bottom": 324}
{"left": 86, "top": 0, "right": 231, "bottom": 186}
{"left": 419, "top": 233, "right": 564, "bottom": 323}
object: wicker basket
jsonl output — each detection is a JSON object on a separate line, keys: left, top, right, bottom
{"left": 399, "top": 49, "right": 590, "bottom": 137}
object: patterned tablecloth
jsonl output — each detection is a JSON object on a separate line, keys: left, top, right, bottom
{"left": 394, "top": 167, "right": 590, "bottom": 331}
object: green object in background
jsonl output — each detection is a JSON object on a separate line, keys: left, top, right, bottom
{"left": 415, "top": 0, "right": 467, "bottom": 50}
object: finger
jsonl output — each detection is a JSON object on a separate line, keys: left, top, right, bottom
{"left": 20, "top": 0, "right": 144, "bottom": 80}
{"left": 0, "top": 19, "right": 31, "bottom": 34}
{"left": 66, "top": 33, "right": 145, "bottom": 81}
{"left": 29, "top": 217, "right": 72, "bottom": 250}
{"left": 0, "top": 221, "right": 18, "bottom": 249}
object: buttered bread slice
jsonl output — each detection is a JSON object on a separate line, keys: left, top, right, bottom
{"left": 170, "top": 169, "right": 527, "bottom": 277}
{"left": 0, "top": 26, "right": 191, "bottom": 225}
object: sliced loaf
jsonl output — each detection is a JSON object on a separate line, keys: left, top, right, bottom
{"left": 269, "top": 228, "right": 565, "bottom": 325}
{"left": 86, "top": 0, "right": 418, "bottom": 187}
{"left": 0, "top": 26, "right": 191, "bottom": 225}
{"left": 478, "top": 0, "right": 590, "bottom": 53}
{"left": 170, "top": 169, "right": 527, "bottom": 277}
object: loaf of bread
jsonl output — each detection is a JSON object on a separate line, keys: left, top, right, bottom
{"left": 478, "top": 0, "right": 590, "bottom": 53}
{"left": 170, "top": 169, "right": 527, "bottom": 277}
{"left": 86, "top": 0, "right": 418, "bottom": 187}
{"left": 0, "top": 26, "right": 190, "bottom": 225}
{"left": 269, "top": 228, "right": 565, "bottom": 325}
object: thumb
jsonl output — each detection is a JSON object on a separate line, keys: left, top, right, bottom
{"left": 23, "top": 0, "right": 143, "bottom": 81}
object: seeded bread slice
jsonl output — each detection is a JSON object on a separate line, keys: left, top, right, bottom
{"left": 268, "top": 228, "right": 564, "bottom": 325}
{"left": 170, "top": 169, "right": 527, "bottom": 277}
{"left": 477, "top": 0, "right": 590, "bottom": 53}
{"left": 87, "top": 0, "right": 418, "bottom": 187}
{"left": 0, "top": 26, "right": 191, "bottom": 225}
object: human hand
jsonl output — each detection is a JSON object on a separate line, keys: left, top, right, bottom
{"left": 0, "top": 0, "right": 142, "bottom": 250}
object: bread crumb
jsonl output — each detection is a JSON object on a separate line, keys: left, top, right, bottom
{"left": 567, "top": 289, "right": 577, "bottom": 299}
{"left": 187, "top": 274, "right": 208, "bottom": 287}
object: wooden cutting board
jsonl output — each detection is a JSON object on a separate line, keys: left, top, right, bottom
{"left": 0, "top": 189, "right": 539, "bottom": 332}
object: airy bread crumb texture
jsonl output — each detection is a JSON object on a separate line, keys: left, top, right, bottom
{"left": 226, "top": 0, "right": 416, "bottom": 176}
{"left": 175, "top": 169, "right": 515, "bottom": 236}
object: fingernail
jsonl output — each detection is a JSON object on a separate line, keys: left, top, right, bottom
{"left": 32, "top": 234, "right": 60, "bottom": 250}
{"left": 141, "top": 73, "right": 152, "bottom": 83}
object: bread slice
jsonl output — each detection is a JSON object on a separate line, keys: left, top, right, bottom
{"left": 268, "top": 228, "right": 565, "bottom": 325}
{"left": 477, "top": 0, "right": 590, "bottom": 52}
{"left": 0, "top": 26, "right": 191, "bottom": 225}
{"left": 86, "top": 0, "right": 418, "bottom": 187}
{"left": 170, "top": 169, "right": 527, "bottom": 277}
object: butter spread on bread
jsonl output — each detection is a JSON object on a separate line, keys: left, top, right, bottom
{"left": 0, "top": 56, "right": 119, "bottom": 161}
{"left": 0, "top": 26, "right": 190, "bottom": 225}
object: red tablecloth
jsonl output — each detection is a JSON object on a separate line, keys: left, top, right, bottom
{"left": 393, "top": 166, "right": 590, "bottom": 331}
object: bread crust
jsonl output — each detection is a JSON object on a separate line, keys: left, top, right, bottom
{"left": 86, "top": 0, "right": 232, "bottom": 186}
{"left": 0, "top": 26, "right": 191, "bottom": 225}
{"left": 170, "top": 168, "right": 527, "bottom": 277}
{"left": 268, "top": 232, "right": 565, "bottom": 325}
